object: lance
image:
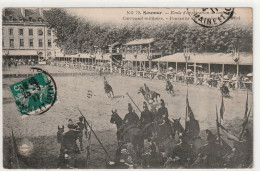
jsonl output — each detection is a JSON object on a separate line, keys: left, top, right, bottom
{"left": 77, "top": 108, "right": 112, "bottom": 161}
{"left": 126, "top": 92, "right": 142, "bottom": 113}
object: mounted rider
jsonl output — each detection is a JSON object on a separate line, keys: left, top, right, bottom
{"left": 144, "top": 83, "right": 151, "bottom": 92}
{"left": 104, "top": 76, "right": 108, "bottom": 85}
{"left": 157, "top": 99, "right": 174, "bottom": 138}
{"left": 157, "top": 99, "right": 169, "bottom": 119}
{"left": 119, "top": 103, "right": 140, "bottom": 142}
{"left": 140, "top": 101, "right": 154, "bottom": 139}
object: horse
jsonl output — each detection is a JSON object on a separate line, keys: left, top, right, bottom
{"left": 110, "top": 109, "right": 123, "bottom": 142}
{"left": 171, "top": 118, "right": 202, "bottom": 155}
{"left": 56, "top": 126, "right": 88, "bottom": 168}
{"left": 138, "top": 87, "right": 149, "bottom": 102}
{"left": 152, "top": 116, "right": 177, "bottom": 158}
{"left": 166, "top": 80, "right": 174, "bottom": 95}
{"left": 104, "top": 82, "right": 114, "bottom": 98}
{"left": 148, "top": 91, "right": 161, "bottom": 102}
{"left": 220, "top": 84, "right": 230, "bottom": 97}
{"left": 110, "top": 110, "right": 144, "bottom": 159}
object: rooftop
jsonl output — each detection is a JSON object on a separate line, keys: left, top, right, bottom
{"left": 153, "top": 52, "right": 253, "bottom": 65}
{"left": 124, "top": 38, "right": 155, "bottom": 46}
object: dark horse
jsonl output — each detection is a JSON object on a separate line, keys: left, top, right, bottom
{"left": 56, "top": 126, "right": 87, "bottom": 168}
{"left": 149, "top": 91, "right": 161, "bottom": 102}
{"left": 166, "top": 80, "right": 174, "bottom": 95}
{"left": 104, "top": 82, "right": 114, "bottom": 98}
{"left": 110, "top": 110, "right": 144, "bottom": 158}
{"left": 220, "top": 84, "right": 230, "bottom": 97}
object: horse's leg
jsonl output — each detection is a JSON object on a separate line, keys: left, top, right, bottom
{"left": 111, "top": 89, "right": 114, "bottom": 98}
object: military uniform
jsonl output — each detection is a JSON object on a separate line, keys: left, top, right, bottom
{"left": 120, "top": 111, "right": 140, "bottom": 142}
{"left": 76, "top": 121, "right": 85, "bottom": 151}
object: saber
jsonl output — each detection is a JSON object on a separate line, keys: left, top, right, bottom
{"left": 126, "top": 92, "right": 142, "bottom": 113}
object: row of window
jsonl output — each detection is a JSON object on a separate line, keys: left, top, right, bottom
{"left": 3, "top": 39, "right": 52, "bottom": 48}
{"left": 8, "top": 15, "right": 43, "bottom": 22}
{"left": 5, "top": 28, "right": 51, "bottom": 36}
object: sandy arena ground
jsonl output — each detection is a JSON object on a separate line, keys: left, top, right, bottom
{"left": 2, "top": 66, "right": 253, "bottom": 168}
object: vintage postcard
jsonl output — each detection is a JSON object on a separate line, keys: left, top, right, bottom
{"left": 2, "top": 7, "right": 253, "bottom": 169}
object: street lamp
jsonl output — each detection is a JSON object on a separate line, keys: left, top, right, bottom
{"left": 183, "top": 46, "right": 190, "bottom": 73}
{"left": 232, "top": 38, "right": 240, "bottom": 89}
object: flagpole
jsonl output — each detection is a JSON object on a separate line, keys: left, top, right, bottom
{"left": 185, "top": 88, "right": 188, "bottom": 130}
{"left": 216, "top": 105, "right": 221, "bottom": 155}
{"left": 239, "top": 106, "right": 252, "bottom": 139}
{"left": 244, "top": 90, "right": 249, "bottom": 120}
{"left": 10, "top": 126, "right": 20, "bottom": 168}
{"left": 126, "top": 92, "right": 142, "bottom": 113}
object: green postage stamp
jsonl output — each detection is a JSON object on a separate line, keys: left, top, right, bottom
{"left": 9, "top": 72, "right": 57, "bottom": 116}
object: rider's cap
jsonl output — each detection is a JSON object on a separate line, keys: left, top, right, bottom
{"left": 68, "top": 123, "right": 75, "bottom": 129}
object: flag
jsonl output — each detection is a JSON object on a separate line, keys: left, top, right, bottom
{"left": 186, "top": 89, "right": 189, "bottom": 108}
{"left": 217, "top": 120, "right": 239, "bottom": 141}
{"left": 220, "top": 95, "right": 225, "bottom": 120}
{"left": 186, "top": 89, "right": 195, "bottom": 119}
{"left": 244, "top": 90, "right": 248, "bottom": 120}
{"left": 10, "top": 128, "right": 20, "bottom": 168}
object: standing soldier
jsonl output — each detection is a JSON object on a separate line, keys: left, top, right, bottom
{"left": 76, "top": 116, "right": 87, "bottom": 151}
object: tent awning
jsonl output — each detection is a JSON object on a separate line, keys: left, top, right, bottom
{"left": 153, "top": 53, "right": 253, "bottom": 65}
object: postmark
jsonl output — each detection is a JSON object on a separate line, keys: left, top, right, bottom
{"left": 18, "top": 138, "right": 34, "bottom": 157}
{"left": 9, "top": 67, "right": 57, "bottom": 116}
{"left": 187, "top": 8, "right": 234, "bottom": 28}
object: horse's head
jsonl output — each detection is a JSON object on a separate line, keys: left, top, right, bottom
{"left": 110, "top": 109, "right": 122, "bottom": 127}
{"left": 138, "top": 87, "right": 144, "bottom": 94}
{"left": 171, "top": 117, "right": 184, "bottom": 133}
{"left": 57, "top": 125, "right": 64, "bottom": 144}
{"left": 110, "top": 109, "right": 117, "bottom": 124}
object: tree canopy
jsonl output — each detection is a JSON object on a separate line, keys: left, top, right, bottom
{"left": 44, "top": 8, "right": 253, "bottom": 55}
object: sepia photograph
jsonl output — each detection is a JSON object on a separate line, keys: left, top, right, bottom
{"left": 1, "top": 7, "right": 253, "bottom": 169}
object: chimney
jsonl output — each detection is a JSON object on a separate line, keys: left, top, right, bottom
{"left": 2, "top": 8, "right": 6, "bottom": 16}
{"left": 21, "top": 8, "right": 25, "bottom": 17}
{"left": 39, "top": 8, "right": 43, "bottom": 18}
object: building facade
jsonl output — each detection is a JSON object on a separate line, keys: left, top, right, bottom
{"left": 2, "top": 8, "right": 59, "bottom": 62}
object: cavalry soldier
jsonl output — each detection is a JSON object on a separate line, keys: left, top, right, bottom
{"left": 119, "top": 103, "right": 140, "bottom": 142}
{"left": 157, "top": 99, "right": 169, "bottom": 119}
{"left": 157, "top": 99, "right": 174, "bottom": 138}
{"left": 140, "top": 101, "right": 154, "bottom": 138}
{"left": 144, "top": 83, "right": 151, "bottom": 92}
{"left": 104, "top": 76, "right": 108, "bottom": 85}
